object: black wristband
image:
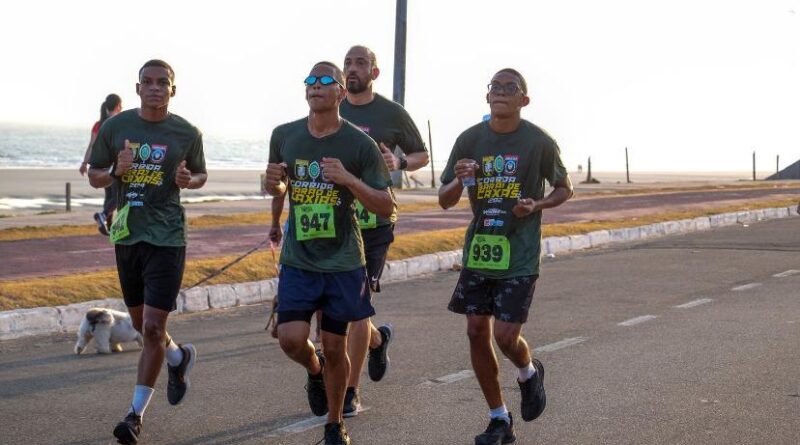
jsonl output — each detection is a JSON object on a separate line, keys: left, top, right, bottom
{"left": 109, "top": 167, "right": 118, "bottom": 179}
{"left": 399, "top": 157, "right": 408, "bottom": 170}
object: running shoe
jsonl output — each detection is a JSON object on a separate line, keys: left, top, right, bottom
{"left": 474, "top": 413, "right": 515, "bottom": 445}
{"left": 368, "top": 323, "right": 393, "bottom": 382}
{"left": 94, "top": 212, "right": 109, "bottom": 236}
{"left": 342, "top": 387, "right": 361, "bottom": 418}
{"left": 306, "top": 349, "right": 328, "bottom": 416}
{"left": 323, "top": 422, "right": 351, "bottom": 445}
{"left": 113, "top": 412, "right": 142, "bottom": 445}
{"left": 518, "top": 358, "right": 546, "bottom": 421}
{"left": 167, "top": 343, "right": 196, "bottom": 405}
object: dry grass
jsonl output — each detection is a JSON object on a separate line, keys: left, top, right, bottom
{"left": 0, "top": 198, "right": 796, "bottom": 310}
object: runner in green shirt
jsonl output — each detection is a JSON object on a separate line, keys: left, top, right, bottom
{"left": 439, "top": 68, "right": 573, "bottom": 445}
{"left": 88, "top": 59, "right": 207, "bottom": 445}
{"left": 265, "top": 61, "right": 393, "bottom": 445}
{"left": 339, "top": 45, "right": 429, "bottom": 416}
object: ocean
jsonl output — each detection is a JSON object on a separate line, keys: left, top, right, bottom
{"left": 0, "top": 123, "right": 269, "bottom": 169}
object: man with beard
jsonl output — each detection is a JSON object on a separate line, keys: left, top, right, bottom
{"left": 439, "top": 68, "right": 572, "bottom": 444}
{"left": 338, "top": 45, "right": 429, "bottom": 417}
{"left": 265, "top": 61, "right": 393, "bottom": 445}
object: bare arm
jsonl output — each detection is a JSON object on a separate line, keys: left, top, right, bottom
{"left": 265, "top": 163, "right": 288, "bottom": 197}
{"left": 80, "top": 133, "right": 99, "bottom": 176}
{"left": 405, "top": 151, "right": 429, "bottom": 172}
{"left": 269, "top": 193, "right": 286, "bottom": 243}
{"left": 511, "top": 176, "right": 574, "bottom": 217}
{"left": 438, "top": 158, "right": 477, "bottom": 209}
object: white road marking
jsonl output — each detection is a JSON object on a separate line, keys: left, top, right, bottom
{"left": 773, "top": 270, "right": 800, "bottom": 278}
{"left": 265, "top": 408, "right": 371, "bottom": 437}
{"left": 618, "top": 315, "right": 657, "bottom": 327}
{"left": 732, "top": 283, "right": 762, "bottom": 291}
{"left": 534, "top": 337, "right": 588, "bottom": 353}
{"left": 68, "top": 248, "right": 109, "bottom": 254}
{"left": 420, "top": 369, "right": 475, "bottom": 386}
{"left": 674, "top": 298, "right": 713, "bottom": 309}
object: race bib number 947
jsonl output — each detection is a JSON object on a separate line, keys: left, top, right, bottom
{"left": 295, "top": 204, "right": 336, "bottom": 241}
{"left": 467, "top": 234, "right": 510, "bottom": 270}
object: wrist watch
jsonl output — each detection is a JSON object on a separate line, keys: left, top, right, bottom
{"left": 109, "top": 166, "right": 118, "bottom": 179}
{"left": 399, "top": 156, "right": 408, "bottom": 171}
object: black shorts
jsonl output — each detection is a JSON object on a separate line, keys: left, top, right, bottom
{"left": 115, "top": 242, "right": 186, "bottom": 312}
{"left": 361, "top": 224, "right": 394, "bottom": 292}
{"left": 448, "top": 268, "right": 539, "bottom": 323}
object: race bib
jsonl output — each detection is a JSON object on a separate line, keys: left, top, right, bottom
{"left": 109, "top": 203, "right": 131, "bottom": 243}
{"left": 467, "top": 234, "right": 510, "bottom": 270}
{"left": 354, "top": 200, "right": 377, "bottom": 229}
{"left": 295, "top": 204, "right": 336, "bottom": 240}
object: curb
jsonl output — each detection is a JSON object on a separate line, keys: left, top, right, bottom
{"left": 1, "top": 205, "right": 797, "bottom": 341}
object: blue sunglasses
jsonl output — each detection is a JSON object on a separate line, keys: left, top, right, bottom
{"left": 304, "top": 75, "right": 342, "bottom": 87}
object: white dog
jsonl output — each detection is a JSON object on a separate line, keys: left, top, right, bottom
{"left": 74, "top": 308, "right": 143, "bottom": 354}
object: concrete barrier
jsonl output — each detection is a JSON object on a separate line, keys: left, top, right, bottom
{"left": 208, "top": 284, "right": 237, "bottom": 309}
{"left": 587, "top": 230, "right": 611, "bottom": 248}
{"left": 179, "top": 287, "right": 210, "bottom": 313}
{"left": 234, "top": 281, "right": 263, "bottom": 306}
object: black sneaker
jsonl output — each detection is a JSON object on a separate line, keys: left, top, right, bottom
{"left": 474, "top": 413, "right": 515, "bottom": 445}
{"left": 167, "top": 343, "right": 196, "bottom": 405}
{"left": 94, "top": 212, "right": 109, "bottom": 236}
{"left": 518, "top": 358, "right": 546, "bottom": 421}
{"left": 368, "top": 324, "right": 393, "bottom": 382}
{"left": 342, "top": 386, "right": 361, "bottom": 418}
{"left": 323, "top": 422, "right": 351, "bottom": 445}
{"left": 113, "top": 412, "right": 142, "bottom": 445}
{"left": 306, "top": 349, "right": 328, "bottom": 416}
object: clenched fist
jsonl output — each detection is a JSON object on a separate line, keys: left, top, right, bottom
{"left": 175, "top": 160, "right": 192, "bottom": 188}
{"left": 115, "top": 139, "right": 133, "bottom": 177}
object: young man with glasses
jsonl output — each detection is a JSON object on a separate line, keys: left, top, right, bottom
{"left": 438, "top": 68, "right": 573, "bottom": 445}
{"left": 88, "top": 59, "right": 207, "bottom": 445}
{"left": 265, "top": 61, "right": 393, "bottom": 445}
{"left": 337, "top": 45, "right": 429, "bottom": 417}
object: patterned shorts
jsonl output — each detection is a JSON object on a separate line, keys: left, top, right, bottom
{"left": 448, "top": 268, "right": 538, "bottom": 323}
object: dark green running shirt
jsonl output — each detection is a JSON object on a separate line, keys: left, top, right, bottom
{"left": 269, "top": 117, "right": 392, "bottom": 272}
{"left": 90, "top": 109, "right": 207, "bottom": 247}
{"left": 340, "top": 93, "right": 427, "bottom": 227}
{"left": 441, "top": 120, "right": 569, "bottom": 278}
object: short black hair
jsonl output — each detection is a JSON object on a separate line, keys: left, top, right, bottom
{"left": 313, "top": 61, "right": 345, "bottom": 85}
{"left": 495, "top": 68, "right": 527, "bottom": 94}
{"left": 139, "top": 59, "right": 175, "bottom": 82}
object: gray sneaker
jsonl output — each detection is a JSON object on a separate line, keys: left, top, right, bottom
{"left": 342, "top": 386, "right": 361, "bottom": 418}
{"left": 368, "top": 324, "right": 393, "bottom": 382}
{"left": 167, "top": 343, "right": 196, "bottom": 405}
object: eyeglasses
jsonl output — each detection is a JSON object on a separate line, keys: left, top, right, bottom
{"left": 487, "top": 82, "right": 524, "bottom": 95}
{"left": 304, "top": 75, "right": 343, "bottom": 87}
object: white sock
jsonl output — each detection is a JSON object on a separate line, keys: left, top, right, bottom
{"left": 518, "top": 362, "right": 536, "bottom": 382}
{"left": 488, "top": 405, "right": 510, "bottom": 424}
{"left": 129, "top": 385, "right": 154, "bottom": 417}
{"left": 165, "top": 340, "right": 184, "bottom": 367}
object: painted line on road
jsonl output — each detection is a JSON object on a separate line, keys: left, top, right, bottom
{"left": 68, "top": 248, "right": 108, "bottom": 254}
{"left": 265, "top": 407, "right": 371, "bottom": 438}
{"left": 534, "top": 336, "right": 588, "bottom": 353}
{"left": 618, "top": 315, "right": 657, "bottom": 327}
{"left": 773, "top": 270, "right": 800, "bottom": 278}
{"left": 420, "top": 369, "right": 475, "bottom": 386}
{"left": 732, "top": 283, "right": 762, "bottom": 291}
{"left": 674, "top": 298, "right": 713, "bottom": 309}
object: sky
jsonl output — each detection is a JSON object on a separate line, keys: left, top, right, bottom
{"left": 1, "top": 0, "right": 799, "bottom": 172}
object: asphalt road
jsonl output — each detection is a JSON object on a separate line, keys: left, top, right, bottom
{"left": 1, "top": 186, "right": 798, "bottom": 280}
{"left": 1, "top": 218, "right": 798, "bottom": 444}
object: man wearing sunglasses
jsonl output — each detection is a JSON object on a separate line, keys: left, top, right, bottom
{"left": 438, "top": 68, "right": 573, "bottom": 445}
{"left": 337, "top": 45, "right": 429, "bottom": 417}
{"left": 265, "top": 61, "right": 393, "bottom": 445}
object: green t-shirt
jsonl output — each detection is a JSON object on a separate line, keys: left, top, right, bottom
{"left": 269, "top": 118, "right": 392, "bottom": 272}
{"left": 441, "top": 120, "right": 569, "bottom": 278}
{"left": 89, "top": 109, "right": 207, "bottom": 247}
{"left": 340, "top": 93, "right": 427, "bottom": 227}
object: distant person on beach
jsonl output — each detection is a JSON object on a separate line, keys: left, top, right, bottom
{"left": 80, "top": 93, "right": 122, "bottom": 235}
{"left": 265, "top": 61, "right": 393, "bottom": 445}
{"left": 88, "top": 59, "right": 207, "bottom": 445}
{"left": 438, "top": 68, "right": 573, "bottom": 445}
{"left": 337, "top": 44, "right": 429, "bottom": 418}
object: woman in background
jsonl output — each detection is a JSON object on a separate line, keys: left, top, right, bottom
{"left": 80, "top": 93, "right": 122, "bottom": 235}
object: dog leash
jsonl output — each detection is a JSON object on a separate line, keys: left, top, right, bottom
{"left": 184, "top": 238, "right": 271, "bottom": 291}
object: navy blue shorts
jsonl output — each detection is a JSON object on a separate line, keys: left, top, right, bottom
{"left": 276, "top": 266, "right": 374, "bottom": 323}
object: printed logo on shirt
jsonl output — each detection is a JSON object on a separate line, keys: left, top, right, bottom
{"left": 295, "top": 160, "right": 309, "bottom": 180}
{"left": 150, "top": 145, "right": 167, "bottom": 164}
{"left": 138, "top": 144, "right": 152, "bottom": 162}
{"left": 483, "top": 218, "right": 505, "bottom": 227}
{"left": 476, "top": 154, "right": 521, "bottom": 200}
{"left": 503, "top": 155, "right": 518, "bottom": 175}
{"left": 290, "top": 159, "right": 341, "bottom": 206}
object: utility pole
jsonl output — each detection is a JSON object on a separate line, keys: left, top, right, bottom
{"left": 752, "top": 150, "right": 756, "bottom": 181}
{"left": 391, "top": 0, "right": 408, "bottom": 189}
